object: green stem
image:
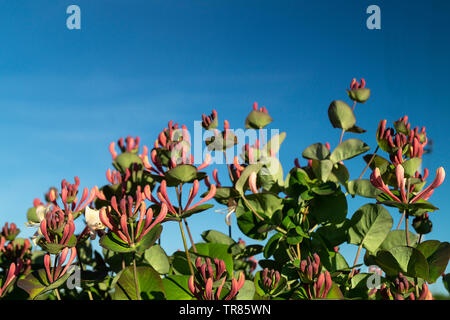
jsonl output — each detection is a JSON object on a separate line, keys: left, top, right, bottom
{"left": 54, "top": 288, "right": 62, "bottom": 300}
{"left": 179, "top": 220, "right": 195, "bottom": 276}
{"left": 405, "top": 214, "right": 411, "bottom": 247}
{"left": 183, "top": 218, "right": 197, "bottom": 253}
{"left": 358, "top": 146, "right": 379, "bottom": 180}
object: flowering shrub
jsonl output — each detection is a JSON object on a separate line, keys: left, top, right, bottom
{"left": 0, "top": 78, "right": 448, "bottom": 300}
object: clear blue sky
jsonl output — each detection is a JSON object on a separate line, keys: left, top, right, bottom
{"left": 0, "top": 0, "right": 449, "bottom": 294}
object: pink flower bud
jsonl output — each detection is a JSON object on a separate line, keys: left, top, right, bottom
{"left": 249, "top": 172, "right": 258, "bottom": 194}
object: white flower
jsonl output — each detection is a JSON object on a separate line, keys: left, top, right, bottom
{"left": 85, "top": 207, "right": 105, "bottom": 239}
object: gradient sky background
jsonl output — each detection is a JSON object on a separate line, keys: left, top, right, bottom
{"left": 0, "top": 0, "right": 449, "bottom": 294}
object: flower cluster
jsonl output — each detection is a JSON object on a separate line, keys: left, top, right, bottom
{"left": 378, "top": 273, "right": 432, "bottom": 300}
{"left": 99, "top": 189, "right": 168, "bottom": 246}
{"left": 298, "top": 254, "right": 333, "bottom": 299}
{"left": 188, "top": 257, "right": 245, "bottom": 300}
{"left": 43, "top": 247, "right": 77, "bottom": 284}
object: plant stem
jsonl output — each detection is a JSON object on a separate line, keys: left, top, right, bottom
{"left": 397, "top": 211, "right": 406, "bottom": 230}
{"left": 223, "top": 152, "right": 235, "bottom": 184}
{"left": 338, "top": 129, "right": 345, "bottom": 145}
{"left": 53, "top": 255, "right": 62, "bottom": 300}
{"left": 358, "top": 146, "right": 379, "bottom": 180}
{"left": 132, "top": 253, "right": 141, "bottom": 300}
{"left": 350, "top": 244, "right": 363, "bottom": 278}
{"left": 54, "top": 288, "right": 62, "bottom": 300}
{"left": 405, "top": 214, "right": 411, "bottom": 247}
{"left": 178, "top": 220, "right": 195, "bottom": 276}
{"left": 405, "top": 180, "right": 411, "bottom": 246}
{"left": 296, "top": 243, "right": 301, "bottom": 261}
{"left": 183, "top": 218, "right": 197, "bottom": 253}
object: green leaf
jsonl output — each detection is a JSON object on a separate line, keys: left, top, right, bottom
{"left": 402, "top": 158, "right": 422, "bottom": 178}
{"left": 328, "top": 163, "right": 350, "bottom": 186}
{"left": 245, "top": 110, "right": 273, "bottom": 129}
{"left": 328, "top": 100, "right": 356, "bottom": 130}
{"left": 315, "top": 219, "right": 351, "bottom": 248}
{"left": 136, "top": 224, "right": 163, "bottom": 253}
{"left": 201, "top": 230, "right": 235, "bottom": 245}
{"left": 144, "top": 245, "right": 170, "bottom": 275}
{"left": 311, "top": 181, "right": 338, "bottom": 196}
{"left": 348, "top": 204, "right": 393, "bottom": 253}
{"left": 113, "top": 266, "right": 165, "bottom": 300}
{"left": 165, "top": 164, "right": 198, "bottom": 185}
{"left": 347, "top": 179, "right": 382, "bottom": 198}
{"left": 375, "top": 246, "right": 429, "bottom": 279}
{"left": 310, "top": 190, "right": 347, "bottom": 224}
{"left": 239, "top": 193, "right": 283, "bottom": 220}
{"left": 264, "top": 233, "right": 283, "bottom": 259}
{"left": 100, "top": 232, "right": 134, "bottom": 253}
{"left": 330, "top": 139, "right": 370, "bottom": 163}
{"left": 377, "top": 230, "right": 419, "bottom": 253}
{"left": 302, "top": 143, "right": 330, "bottom": 161}
{"left": 180, "top": 204, "right": 214, "bottom": 219}
{"left": 416, "top": 240, "right": 450, "bottom": 283}
{"left": 17, "top": 269, "right": 72, "bottom": 300}
{"left": 162, "top": 275, "right": 193, "bottom": 300}
{"left": 193, "top": 243, "right": 234, "bottom": 276}
{"left": 38, "top": 235, "right": 77, "bottom": 254}
{"left": 325, "top": 283, "right": 344, "bottom": 299}
{"left": 363, "top": 154, "right": 391, "bottom": 174}
{"left": 236, "top": 280, "right": 256, "bottom": 300}
{"left": 258, "top": 157, "right": 284, "bottom": 192}
{"left": 348, "top": 88, "right": 371, "bottom": 103}
{"left": 236, "top": 205, "right": 269, "bottom": 241}
{"left": 311, "top": 159, "right": 334, "bottom": 182}
{"left": 113, "top": 152, "right": 143, "bottom": 173}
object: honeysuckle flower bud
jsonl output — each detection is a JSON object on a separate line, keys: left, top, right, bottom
{"left": 370, "top": 168, "right": 402, "bottom": 202}
{"left": 225, "top": 272, "right": 245, "bottom": 300}
{"left": 299, "top": 254, "right": 322, "bottom": 283}
{"left": 186, "top": 184, "right": 216, "bottom": 211}
{"left": 412, "top": 213, "right": 433, "bottom": 234}
{"left": 410, "top": 167, "right": 445, "bottom": 203}
{"left": 249, "top": 171, "right": 258, "bottom": 194}
{"left": 45, "top": 187, "right": 58, "bottom": 203}
{"left": 417, "top": 283, "right": 433, "bottom": 300}
{"left": 211, "top": 168, "right": 222, "bottom": 187}
{"left": 197, "top": 153, "right": 212, "bottom": 171}
{"left": 395, "top": 165, "right": 407, "bottom": 203}
{"left": 347, "top": 78, "right": 370, "bottom": 103}
{"left": 0, "top": 262, "right": 19, "bottom": 298}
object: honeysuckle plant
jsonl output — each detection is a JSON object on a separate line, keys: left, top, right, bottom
{"left": 0, "top": 78, "right": 448, "bottom": 300}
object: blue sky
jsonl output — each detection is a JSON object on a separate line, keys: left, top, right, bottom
{"left": 0, "top": 0, "right": 449, "bottom": 294}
